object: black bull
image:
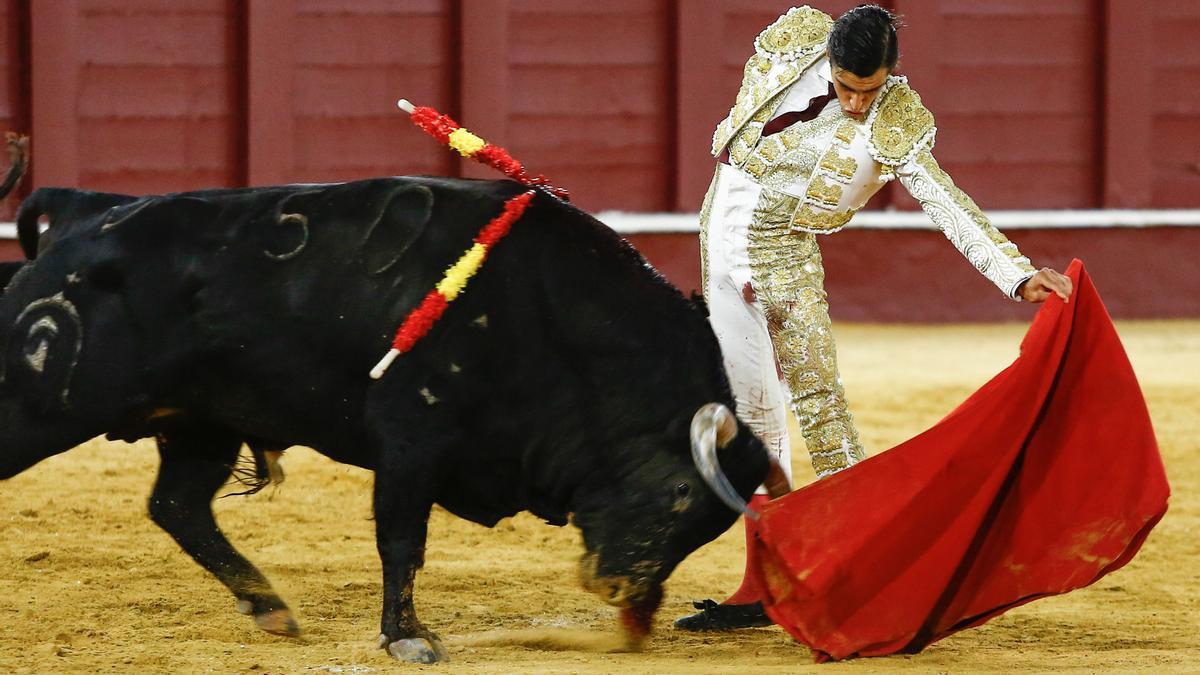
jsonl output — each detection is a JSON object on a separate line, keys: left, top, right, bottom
{"left": 0, "top": 177, "right": 770, "bottom": 662}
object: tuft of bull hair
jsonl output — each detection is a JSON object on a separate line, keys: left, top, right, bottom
{"left": 222, "top": 447, "right": 286, "bottom": 498}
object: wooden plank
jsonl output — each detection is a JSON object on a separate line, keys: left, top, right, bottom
{"left": 674, "top": 1, "right": 723, "bottom": 211}
{"left": 0, "top": 0, "right": 32, "bottom": 219}
{"left": 30, "top": 0, "right": 80, "bottom": 187}
{"left": 1103, "top": 0, "right": 1152, "bottom": 207}
{"left": 458, "top": 0, "right": 509, "bottom": 179}
{"left": 246, "top": 0, "right": 295, "bottom": 186}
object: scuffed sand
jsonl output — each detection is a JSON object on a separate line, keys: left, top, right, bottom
{"left": 1, "top": 321, "right": 1197, "bottom": 673}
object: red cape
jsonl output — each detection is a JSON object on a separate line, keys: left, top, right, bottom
{"left": 751, "top": 260, "right": 1169, "bottom": 661}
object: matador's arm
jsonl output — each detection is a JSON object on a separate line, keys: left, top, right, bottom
{"left": 895, "top": 148, "right": 1037, "bottom": 300}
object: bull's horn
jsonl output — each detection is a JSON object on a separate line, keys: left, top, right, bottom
{"left": 715, "top": 404, "right": 738, "bottom": 447}
{"left": 690, "top": 403, "right": 758, "bottom": 520}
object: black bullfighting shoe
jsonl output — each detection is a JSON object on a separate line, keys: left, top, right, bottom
{"left": 673, "top": 599, "right": 774, "bottom": 631}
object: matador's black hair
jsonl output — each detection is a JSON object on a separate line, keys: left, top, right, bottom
{"left": 828, "top": 4, "right": 901, "bottom": 76}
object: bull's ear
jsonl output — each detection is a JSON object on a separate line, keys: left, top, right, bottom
{"left": 359, "top": 184, "right": 434, "bottom": 275}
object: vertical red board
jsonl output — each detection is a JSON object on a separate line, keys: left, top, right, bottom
{"left": 0, "top": 0, "right": 29, "bottom": 220}
{"left": 1150, "top": 2, "right": 1200, "bottom": 207}
{"left": 291, "top": 0, "right": 456, "bottom": 183}
{"left": 75, "top": 0, "right": 240, "bottom": 193}
{"left": 889, "top": 0, "right": 1103, "bottom": 210}
{"left": 506, "top": 0, "right": 673, "bottom": 213}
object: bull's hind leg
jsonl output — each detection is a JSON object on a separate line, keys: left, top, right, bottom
{"left": 148, "top": 426, "right": 300, "bottom": 637}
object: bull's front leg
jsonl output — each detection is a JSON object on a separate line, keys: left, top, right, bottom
{"left": 149, "top": 426, "right": 299, "bottom": 637}
{"left": 372, "top": 451, "right": 446, "bottom": 663}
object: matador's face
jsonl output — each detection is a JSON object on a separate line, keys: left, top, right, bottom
{"left": 831, "top": 64, "right": 891, "bottom": 119}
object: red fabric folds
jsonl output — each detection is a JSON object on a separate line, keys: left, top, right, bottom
{"left": 751, "top": 260, "right": 1170, "bottom": 662}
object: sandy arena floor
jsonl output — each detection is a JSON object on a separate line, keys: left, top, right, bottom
{"left": 1, "top": 320, "right": 1197, "bottom": 673}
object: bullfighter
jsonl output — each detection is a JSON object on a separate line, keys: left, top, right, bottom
{"left": 677, "top": 3, "right": 1074, "bottom": 631}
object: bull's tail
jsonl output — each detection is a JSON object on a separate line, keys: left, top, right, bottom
{"left": 15, "top": 188, "right": 53, "bottom": 260}
{"left": 0, "top": 133, "right": 29, "bottom": 203}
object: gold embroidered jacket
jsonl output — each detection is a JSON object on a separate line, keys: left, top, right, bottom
{"left": 711, "top": 6, "right": 1037, "bottom": 299}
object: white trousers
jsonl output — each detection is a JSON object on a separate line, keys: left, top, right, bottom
{"left": 702, "top": 165, "right": 794, "bottom": 490}
{"left": 701, "top": 164, "right": 865, "bottom": 487}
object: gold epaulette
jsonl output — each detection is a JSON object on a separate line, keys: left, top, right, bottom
{"left": 866, "top": 80, "right": 937, "bottom": 167}
{"left": 754, "top": 6, "right": 833, "bottom": 61}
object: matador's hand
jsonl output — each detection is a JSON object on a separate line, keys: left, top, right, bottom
{"left": 1018, "top": 267, "right": 1073, "bottom": 304}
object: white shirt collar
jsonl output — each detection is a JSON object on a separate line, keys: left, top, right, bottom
{"left": 818, "top": 58, "right": 834, "bottom": 84}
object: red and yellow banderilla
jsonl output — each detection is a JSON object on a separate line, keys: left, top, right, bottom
{"left": 370, "top": 99, "right": 561, "bottom": 379}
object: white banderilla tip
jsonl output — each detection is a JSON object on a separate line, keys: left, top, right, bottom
{"left": 396, "top": 99, "right": 415, "bottom": 114}
{"left": 370, "top": 348, "right": 401, "bottom": 380}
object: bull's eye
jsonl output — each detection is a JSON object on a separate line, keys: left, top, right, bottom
{"left": 675, "top": 482, "right": 691, "bottom": 498}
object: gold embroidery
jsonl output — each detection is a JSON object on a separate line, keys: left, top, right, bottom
{"left": 753, "top": 188, "right": 801, "bottom": 230}
{"left": 819, "top": 152, "right": 857, "bottom": 182}
{"left": 760, "top": 164, "right": 806, "bottom": 192}
{"left": 741, "top": 105, "right": 845, "bottom": 196}
{"left": 869, "top": 83, "right": 935, "bottom": 165}
{"left": 743, "top": 157, "right": 767, "bottom": 179}
{"left": 697, "top": 170, "right": 720, "bottom": 299}
{"left": 746, "top": 196, "right": 864, "bottom": 476}
{"left": 791, "top": 203, "right": 854, "bottom": 234}
{"left": 726, "top": 89, "right": 788, "bottom": 167}
{"left": 806, "top": 177, "right": 842, "bottom": 209}
{"left": 913, "top": 150, "right": 1034, "bottom": 273}
{"left": 758, "top": 139, "right": 779, "bottom": 162}
{"left": 834, "top": 122, "right": 856, "bottom": 145}
{"left": 754, "top": 6, "right": 834, "bottom": 58}
{"left": 712, "top": 51, "right": 824, "bottom": 155}
{"left": 729, "top": 137, "right": 751, "bottom": 165}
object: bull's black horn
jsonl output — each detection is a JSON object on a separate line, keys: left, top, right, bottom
{"left": 690, "top": 403, "right": 758, "bottom": 520}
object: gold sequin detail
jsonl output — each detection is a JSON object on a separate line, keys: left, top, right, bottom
{"left": 743, "top": 157, "right": 767, "bottom": 179}
{"left": 819, "top": 152, "right": 857, "bottom": 183}
{"left": 834, "top": 123, "right": 856, "bottom": 145}
{"left": 792, "top": 203, "right": 855, "bottom": 234}
{"left": 806, "top": 177, "right": 842, "bottom": 209}
{"left": 869, "top": 83, "right": 935, "bottom": 166}
{"left": 746, "top": 190, "right": 865, "bottom": 477}
{"left": 758, "top": 140, "right": 779, "bottom": 162}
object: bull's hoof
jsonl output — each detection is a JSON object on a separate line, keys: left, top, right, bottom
{"left": 379, "top": 634, "right": 448, "bottom": 664}
{"left": 253, "top": 608, "right": 301, "bottom": 637}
